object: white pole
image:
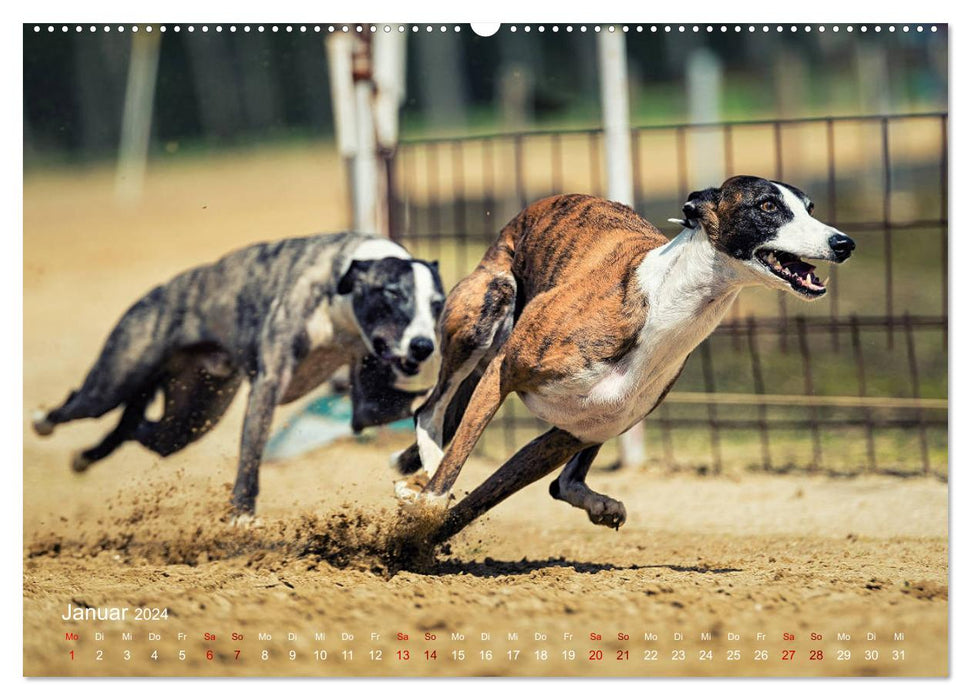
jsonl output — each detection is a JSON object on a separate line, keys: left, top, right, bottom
{"left": 598, "top": 30, "right": 634, "bottom": 205}
{"left": 350, "top": 34, "right": 380, "bottom": 235}
{"left": 352, "top": 78, "right": 380, "bottom": 234}
{"left": 597, "top": 28, "right": 646, "bottom": 470}
{"left": 326, "top": 34, "right": 357, "bottom": 159}
{"left": 115, "top": 31, "right": 161, "bottom": 205}
{"left": 372, "top": 28, "right": 406, "bottom": 150}
{"left": 687, "top": 48, "right": 724, "bottom": 186}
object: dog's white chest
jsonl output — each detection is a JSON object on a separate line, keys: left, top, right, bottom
{"left": 519, "top": 323, "right": 695, "bottom": 443}
{"left": 520, "top": 231, "right": 740, "bottom": 444}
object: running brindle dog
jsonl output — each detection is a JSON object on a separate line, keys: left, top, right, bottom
{"left": 33, "top": 232, "right": 445, "bottom": 516}
{"left": 393, "top": 175, "right": 855, "bottom": 542}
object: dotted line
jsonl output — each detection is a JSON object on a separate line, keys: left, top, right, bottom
{"left": 32, "top": 24, "right": 941, "bottom": 35}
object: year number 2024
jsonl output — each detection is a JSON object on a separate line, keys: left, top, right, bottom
{"left": 134, "top": 608, "right": 169, "bottom": 621}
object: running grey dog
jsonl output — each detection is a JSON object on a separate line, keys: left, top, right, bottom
{"left": 32, "top": 232, "right": 445, "bottom": 516}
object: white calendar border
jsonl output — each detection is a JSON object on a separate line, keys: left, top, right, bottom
{"left": 4, "top": 0, "right": 964, "bottom": 696}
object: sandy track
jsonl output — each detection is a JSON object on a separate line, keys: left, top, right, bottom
{"left": 23, "top": 153, "right": 948, "bottom": 677}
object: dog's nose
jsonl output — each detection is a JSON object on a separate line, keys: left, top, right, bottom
{"left": 408, "top": 336, "right": 435, "bottom": 362}
{"left": 828, "top": 233, "right": 856, "bottom": 262}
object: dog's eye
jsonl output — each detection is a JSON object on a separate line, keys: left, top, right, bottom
{"left": 760, "top": 201, "right": 777, "bottom": 213}
{"left": 431, "top": 300, "right": 444, "bottom": 316}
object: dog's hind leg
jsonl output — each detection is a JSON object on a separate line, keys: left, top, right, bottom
{"left": 394, "top": 270, "right": 517, "bottom": 494}
{"left": 33, "top": 290, "right": 168, "bottom": 437}
{"left": 548, "top": 444, "right": 626, "bottom": 529}
{"left": 431, "top": 428, "right": 589, "bottom": 543}
{"left": 70, "top": 390, "right": 155, "bottom": 473}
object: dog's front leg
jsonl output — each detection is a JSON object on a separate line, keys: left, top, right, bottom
{"left": 548, "top": 445, "right": 626, "bottom": 529}
{"left": 431, "top": 428, "right": 589, "bottom": 543}
{"left": 231, "top": 372, "right": 285, "bottom": 516}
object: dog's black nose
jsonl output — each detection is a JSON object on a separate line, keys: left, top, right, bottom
{"left": 408, "top": 336, "right": 435, "bottom": 362}
{"left": 829, "top": 233, "right": 856, "bottom": 262}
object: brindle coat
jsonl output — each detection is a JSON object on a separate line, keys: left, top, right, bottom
{"left": 33, "top": 232, "right": 444, "bottom": 515}
{"left": 397, "top": 177, "right": 854, "bottom": 543}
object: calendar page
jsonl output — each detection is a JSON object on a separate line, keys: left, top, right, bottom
{"left": 22, "top": 20, "right": 948, "bottom": 678}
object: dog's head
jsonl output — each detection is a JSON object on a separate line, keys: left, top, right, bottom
{"left": 337, "top": 256, "right": 445, "bottom": 385}
{"left": 677, "top": 175, "right": 855, "bottom": 299}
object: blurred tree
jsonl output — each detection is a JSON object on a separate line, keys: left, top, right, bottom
{"left": 74, "top": 32, "right": 129, "bottom": 154}
{"left": 498, "top": 29, "right": 536, "bottom": 129}
{"left": 414, "top": 31, "right": 468, "bottom": 129}
{"left": 233, "top": 32, "right": 283, "bottom": 134}
{"left": 184, "top": 32, "right": 244, "bottom": 142}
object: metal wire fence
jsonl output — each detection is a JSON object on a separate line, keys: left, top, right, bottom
{"left": 388, "top": 112, "right": 948, "bottom": 478}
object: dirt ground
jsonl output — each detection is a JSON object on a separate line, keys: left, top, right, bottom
{"left": 23, "top": 151, "right": 949, "bottom": 677}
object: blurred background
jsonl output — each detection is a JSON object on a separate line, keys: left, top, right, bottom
{"left": 23, "top": 24, "right": 948, "bottom": 479}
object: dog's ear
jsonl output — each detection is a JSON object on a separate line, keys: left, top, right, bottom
{"left": 337, "top": 259, "right": 373, "bottom": 294}
{"left": 679, "top": 187, "right": 721, "bottom": 231}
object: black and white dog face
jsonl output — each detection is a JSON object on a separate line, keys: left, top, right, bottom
{"left": 337, "top": 256, "right": 445, "bottom": 383}
{"left": 680, "top": 175, "right": 855, "bottom": 299}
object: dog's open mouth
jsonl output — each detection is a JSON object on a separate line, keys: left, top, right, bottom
{"left": 755, "top": 249, "right": 828, "bottom": 297}
{"left": 395, "top": 358, "right": 422, "bottom": 376}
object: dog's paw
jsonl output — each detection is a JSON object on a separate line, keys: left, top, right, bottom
{"left": 229, "top": 513, "right": 264, "bottom": 528}
{"left": 584, "top": 495, "right": 627, "bottom": 530}
{"left": 32, "top": 410, "right": 54, "bottom": 437}
{"left": 394, "top": 471, "right": 429, "bottom": 502}
{"left": 70, "top": 451, "right": 92, "bottom": 474}
{"left": 396, "top": 482, "right": 450, "bottom": 511}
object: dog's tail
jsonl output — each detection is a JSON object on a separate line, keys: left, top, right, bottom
{"left": 33, "top": 285, "right": 172, "bottom": 435}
